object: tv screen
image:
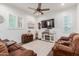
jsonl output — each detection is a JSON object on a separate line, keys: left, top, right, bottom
{"left": 42, "top": 20, "right": 47, "bottom": 28}
{"left": 41, "top": 19, "right": 54, "bottom": 29}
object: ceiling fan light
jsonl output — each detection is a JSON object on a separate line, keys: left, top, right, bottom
{"left": 35, "top": 12, "right": 41, "bottom": 16}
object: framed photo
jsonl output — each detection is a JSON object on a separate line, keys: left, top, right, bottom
{"left": 38, "top": 22, "right": 41, "bottom": 29}
{"left": 17, "top": 16, "right": 23, "bottom": 29}
{"left": 28, "top": 22, "right": 34, "bottom": 29}
{"left": 0, "top": 15, "right": 4, "bottom": 24}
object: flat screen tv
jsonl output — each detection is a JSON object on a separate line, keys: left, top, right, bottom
{"left": 41, "top": 19, "right": 54, "bottom": 29}
{"left": 41, "top": 20, "right": 47, "bottom": 28}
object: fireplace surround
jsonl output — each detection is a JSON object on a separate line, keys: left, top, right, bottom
{"left": 42, "top": 29, "right": 54, "bottom": 42}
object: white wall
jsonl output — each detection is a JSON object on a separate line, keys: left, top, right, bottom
{"left": 0, "top": 4, "right": 36, "bottom": 43}
{"left": 76, "top": 4, "right": 79, "bottom": 33}
{"left": 0, "top": 3, "right": 78, "bottom": 43}
{"left": 37, "top": 5, "right": 77, "bottom": 41}
{"left": 54, "top": 6, "right": 77, "bottom": 39}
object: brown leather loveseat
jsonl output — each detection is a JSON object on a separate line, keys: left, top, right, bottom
{"left": 53, "top": 33, "right": 79, "bottom": 56}
{"left": 0, "top": 39, "right": 37, "bottom": 56}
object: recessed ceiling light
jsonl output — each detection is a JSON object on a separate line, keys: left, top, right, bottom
{"left": 61, "top": 3, "right": 64, "bottom": 6}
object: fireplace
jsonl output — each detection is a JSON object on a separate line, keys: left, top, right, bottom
{"left": 45, "top": 35, "right": 50, "bottom": 40}
{"left": 42, "top": 29, "right": 54, "bottom": 42}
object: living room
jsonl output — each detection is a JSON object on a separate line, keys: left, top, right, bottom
{"left": 0, "top": 3, "right": 79, "bottom": 56}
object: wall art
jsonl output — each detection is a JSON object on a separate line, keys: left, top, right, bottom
{"left": 9, "top": 14, "right": 17, "bottom": 29}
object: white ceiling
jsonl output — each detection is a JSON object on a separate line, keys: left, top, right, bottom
{"left": 5, "top": 3, "right": 77, "bottom": 15}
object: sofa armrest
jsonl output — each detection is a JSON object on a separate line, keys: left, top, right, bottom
{"left": 56, "top": 44, "right": 74, "bottom": 53}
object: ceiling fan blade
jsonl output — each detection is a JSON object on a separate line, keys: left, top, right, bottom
{"left": 28, "top": 7, "right": 36, "bottom": 10}
{"left": 41, "top": 8, "right": 50, "bottom": 11}
{"left": 37, "top": 3, "right": 42, "bottom": 9}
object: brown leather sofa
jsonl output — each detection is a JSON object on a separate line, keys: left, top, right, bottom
{"left": 21, "top": 34, "right": 33, "bottom": 43}
{"left": 53, "top": 33, "right": 79, "bottom": 56}
{"left": 0, "top": 39, "right": 37, "bottom": 56}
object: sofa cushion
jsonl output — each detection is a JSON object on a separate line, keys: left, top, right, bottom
{"left": 9, "top": 49, "right": 34, "bottom": 56}
{"left": 8, "top": 43, "right": 22, "bottom": 52}
{"left": 59, "top": 37, "right": 69, "bottom": 41}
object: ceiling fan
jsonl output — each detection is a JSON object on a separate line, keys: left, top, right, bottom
{"left": 28, "top": 3, "right": 50, "bottom": 15}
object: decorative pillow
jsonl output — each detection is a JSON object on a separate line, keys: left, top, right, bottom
{"left": 6, "top": 41, "right": 16, "bottom": 47}
{"left": 3, "top": 39, "right": 16, "bottom": 47}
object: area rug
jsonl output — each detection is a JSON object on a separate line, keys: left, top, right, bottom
{"left": 22, "top": 40, "right": 54, "bottom": 56}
